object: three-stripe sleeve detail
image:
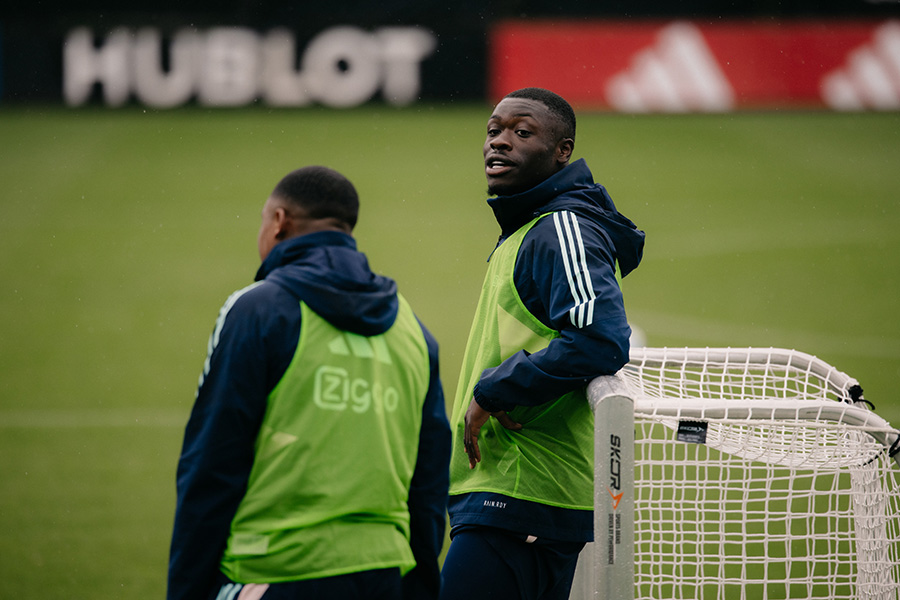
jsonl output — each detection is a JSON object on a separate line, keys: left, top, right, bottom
{"left": 197, "top": 281, "right": 265, "bottom": 395}
{"left": 552, "top": 211, "right": 596, "bottom": 328}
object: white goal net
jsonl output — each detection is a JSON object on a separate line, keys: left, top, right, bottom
{"left": 571, "top": 347, "right": 900, "bottom": 600}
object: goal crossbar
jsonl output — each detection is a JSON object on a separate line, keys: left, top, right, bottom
{"left": 634, "top": 397, "right": 900, "bottom": 466}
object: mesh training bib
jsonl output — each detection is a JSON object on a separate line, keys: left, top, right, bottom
{"left": 221, "top": 296, "right": 430, "bottom": 583}
{"left": 449, "top": 214, "right": 594, "bottom": 510}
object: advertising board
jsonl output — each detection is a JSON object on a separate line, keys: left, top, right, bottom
{"left": 489, "top": 20, "right": 900, "bottom": 111}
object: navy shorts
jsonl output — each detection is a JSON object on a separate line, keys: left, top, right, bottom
{"left": 439, "top": 525, "right": 585, "bottom": 600}
{"left": 208, "top": 568, "right": 402, "bottom": 600}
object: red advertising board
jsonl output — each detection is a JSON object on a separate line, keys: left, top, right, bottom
{"left": 488, "top": 20, "right": 900, "bottom": 111}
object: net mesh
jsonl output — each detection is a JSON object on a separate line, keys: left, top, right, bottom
{"left": 617, "top": 348, "right": 900, "bottom": 600}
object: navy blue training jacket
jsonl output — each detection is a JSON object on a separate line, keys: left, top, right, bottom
{"left": 168, "top": 231, "right": 451, "bottom": 600}
{"left": 450, "top": 158, "right": 645, "bottom": 542}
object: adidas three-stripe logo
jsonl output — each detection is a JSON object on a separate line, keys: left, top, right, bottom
{"left": 821, "top": 21, "right": 900, "bottom": 111}
{"left": 553, "top": 211, "right": 596, "bottom": 329}
{"left": 328, "top": 332, "right": 393, "bottom": 365}
{"left": 606, "top": 22, "right": 734, "bottom": 113}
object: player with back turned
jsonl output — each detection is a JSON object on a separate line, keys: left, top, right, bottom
{"left": 167, "top": 166, "right": 451, "bottom": 600}
{"left": 439, "top": 88, "right": 645, "bottom": 600}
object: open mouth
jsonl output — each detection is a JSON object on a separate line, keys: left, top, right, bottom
{"left": 485, "top": 156, "right": 515, "bottom": 176}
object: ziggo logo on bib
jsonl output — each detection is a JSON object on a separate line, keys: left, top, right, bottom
{"left": 313, "top": 365, "right": 400, "bottom": 413}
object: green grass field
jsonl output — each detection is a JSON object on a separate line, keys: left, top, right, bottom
{"left": 1, "top": 104, "right": 898, "bottom": 598}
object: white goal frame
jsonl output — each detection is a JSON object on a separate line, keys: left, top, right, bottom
{"left": 570, "top": 347, "right": 900, "bottom": 600}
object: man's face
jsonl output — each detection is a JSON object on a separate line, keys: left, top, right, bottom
{"left": 483, "top": 97, "right": 571, "bottom": 196}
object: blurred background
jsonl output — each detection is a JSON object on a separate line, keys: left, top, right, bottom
{"left": 1, "top": 1, "right": 899, "bottom": 598}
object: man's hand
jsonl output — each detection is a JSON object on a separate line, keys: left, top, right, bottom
{"left": 463, "top": 398, "right": 522, "bottom": 469}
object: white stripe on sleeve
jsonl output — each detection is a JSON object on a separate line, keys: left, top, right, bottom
{"left": 196, "top": 281, "right": 265, "bottom": 395}
{"left": 553, "top": 211, "right": 596, "bottom": 328}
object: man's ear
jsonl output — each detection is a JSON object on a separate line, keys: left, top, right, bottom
{"left": 273, "top": 206, "right": 292, "bottom": 240}
{"left": 557, "top": 138, "right": 575, "bottom": 165}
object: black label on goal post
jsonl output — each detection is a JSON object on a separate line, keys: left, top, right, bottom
{"left": 677, "top": 420, "right": 709, "bottom": 444}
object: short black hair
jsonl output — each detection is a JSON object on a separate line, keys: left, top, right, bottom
{"left": 272, "top": 166, "right": 359, "bottom": 230}
{"left": 504, "top": 87, "right": 576, "bottom": 141}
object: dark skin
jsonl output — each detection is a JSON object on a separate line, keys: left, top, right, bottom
{"left": 483, "top": 97, "right": 574, "bottom": 196}
{"left": 257, "top": 194, "right": 351, "bottom": 262}
{"left": 463, "top": 97, "right": 575, "bottom": 469}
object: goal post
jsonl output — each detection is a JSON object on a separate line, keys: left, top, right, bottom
{"left": 590, "top": 375, "right": 635, "bottom": 600}
{"left": 570, "top": 347, "right": 900, "bottom": 600}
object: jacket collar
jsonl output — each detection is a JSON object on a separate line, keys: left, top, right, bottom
{"left": 255, "top": 231, "right": 355, "bottom": 282}
{"left": 486, "top": 159, "right": 593, "bottom": 236}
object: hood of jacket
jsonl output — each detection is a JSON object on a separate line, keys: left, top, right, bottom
{"left": 486, "top": 158, "right": 645, "bottom": 277}
{"left": 255, "top": 231, "right": 398, "bottom": 336}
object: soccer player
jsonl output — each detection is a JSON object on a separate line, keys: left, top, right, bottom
{"left": 167, "top": 166, "right": 451, "bottom": 600}
{"left": 439, "top": 88, "right": 645, "bottom": 600}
